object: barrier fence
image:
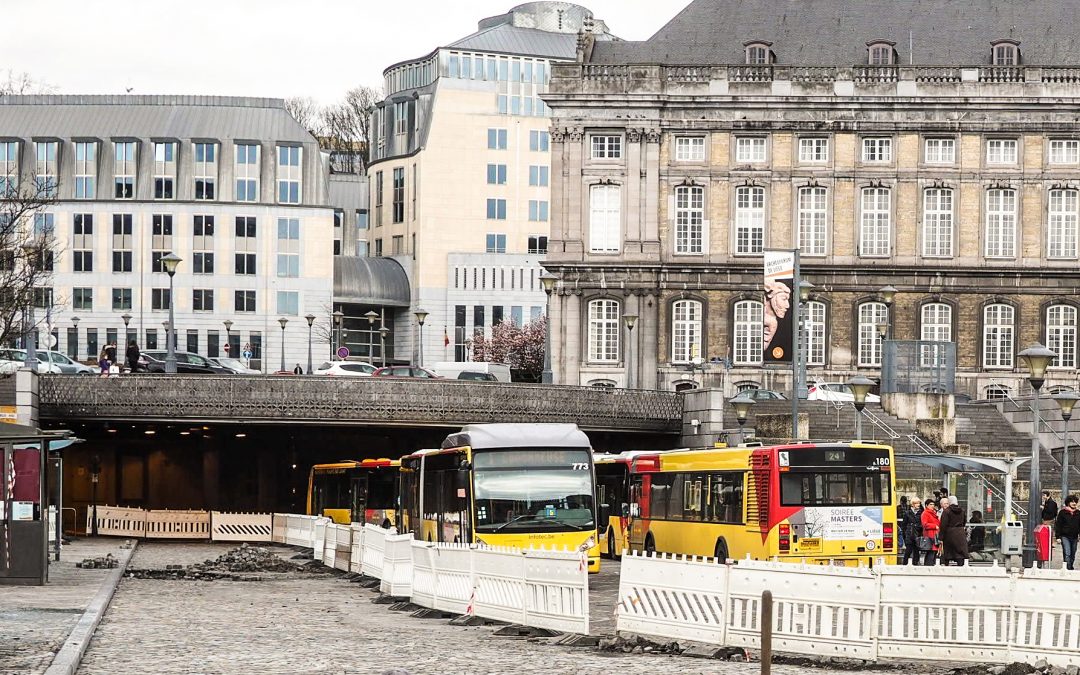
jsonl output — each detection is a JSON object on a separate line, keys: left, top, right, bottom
{"left": 86, "top": 506, "right": 275, "bottom": 543}
{"left": 616, "top": 551, "right": 1080, "bottom": 668}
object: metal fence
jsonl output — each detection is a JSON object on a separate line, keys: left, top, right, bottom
{"left": 881, "top": 340, "right": 956, "bottom": 394}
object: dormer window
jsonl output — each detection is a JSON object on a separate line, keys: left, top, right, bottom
{"left": 867, "top": 40, "right": 896, "bottom": 66}
{"left": 991, "top": 39, "right": 1020, "bottom": 66}
{"left": 744, "top": 41, "right": 773, "bottom": 65}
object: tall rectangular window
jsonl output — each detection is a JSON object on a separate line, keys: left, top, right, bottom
{"left": 528, "top": 200, "right": 549, "bottom": 222}
{"left": 111, "top": 288, "right": 132, "bottom": 311}
{"left": 671, "top": 299, "right": 703, "bottom": 363}
{"left": 860, "top": 187, "right": 891, "bottom": 256}
{"left": 392, "top": 167, "right": 405, "bottom": 223}
{"left": 0, "top": 141, "right": 17, "bottom": 196}
{"left": 234, "top": 216, "right": 257, "bottom": 275}
{"left": 1049, "top": 139, "right": 1080, "bottom": 165}
{"left": 234, "top": 290, "right": 256, "bottom": 312}
{"left": 192, "top": 289, "right": 214, "bottom": 312}
{"left": 589, "top": 184, "right": 621, "bottom": 253}
{"left": 151, "top": 214, "right": 173, "bottom": 272}
{"left": 590, "top": 135, "right": 622, "bottom": 159}
{"left": 922, "top": 188, "right": 953, "bottom": 257}
{"left": 733, "top": 300, "right": 763, "bottom": 365}
{"left": 235, "top": 143, "right": 260, "bottom": 201}
{"left": 798, "top": 137, "right": 829, "bottom": 163}
{"left": 485, "top": 199, "right": 507, "bottom": 220}
{"left": 73, "top": 214, "right": 93, "bottom": 272}
{"left": 806, "top": 301, "right": 826, "bottom": 366}
{"left": 72, "top": 288, "right": 93, "bottom": 311}
{"left": 986, "top": 139, "right": 1018, "bottom": 164}
{"left": 674, "top": 185, "right": 704, "bottom": 254}
{"left": 193, "top": 215, "right": 215, "bottom": 274}
{"left": 207, "top": 330, "right": 220, "bottom": 358}
{"left": 153, "top": 141, "right": 175, "bottom": 199}
{"left": 858, "top": 302, "right": 888, "bottom": 367}
{"left": 587, "top": 299, "right": 620, "bottom": 363}
{"left": 528, "top": 130, "right": 549, "bottom": 152}
{"left": 74, "top": 141, "right": 96, "bottom": 199}
{"left": 528, "top": 165, "right": 549, "bottom": 186}
{"left": 34, "top": 141, "right": 58, "bottom": 197}
{"left": 734, "top": 186, "right": 765, "bottom": 254}
{"left": 276, "top": 145, "right": 301, "bottom": 203}
{"left": 276, "top": 291, "right": 298, "bottom": 315}
{"left": 675, "top": 137, "right": 706, "bottom": 162}
{"left": 983, "top": 304, "right": 1015, "bottom": 368}
{"left": 985, "top": 188, "right": 1016, "bottom": 257}
{"left": 920, "top": 303, "right": 953, "bottom": 368}
{"left": 111, "top": 214, "right": 133, "bottom": 272}
{"left": 797, "top": 186, "right": 828, "bottom": 255}
{"left": 487, "top": 128, "right": 508, "bottom": 150}
{"left": 374, "top": 171, "right": 383, "bottom": 226}
{"left": 186, "top": 330, "right": 200, "bottom": 355}
{"left": 735, "top": 137, "right": 766, "bottom": 163}
{"left": 1047, "top": 305, "right": 1077, "bottom": 369}
{"left": 194, "top": 142, "right": 217, "bottom": 200}
{"left": 487, "top": 164, "right": 507, "bottom": 185}
{"left": 114, "top": 141, "right": 136, "bottom": 199}
{"left": 276, "top": 217, "right": 300, "bottom": 277}
{"left": 1048, "top": 189, "right": 1079, "bottom": 259}
{"left": 924, "top": 138, "right": 956, "bottom": 164}
{"left": 151, "top": 288, "right": 171, "bottom": 310}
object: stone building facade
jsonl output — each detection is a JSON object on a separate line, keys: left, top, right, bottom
{"left": 542, "top": 0, "right": 1080, "bottom": 397}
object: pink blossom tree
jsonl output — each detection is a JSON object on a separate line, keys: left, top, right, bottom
{"left": 470, "top": 315, "right": 546, "bottom": 382}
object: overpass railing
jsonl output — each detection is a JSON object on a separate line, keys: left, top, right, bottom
{"left": 38, "top": 374, "right": 683, "bottom": 432}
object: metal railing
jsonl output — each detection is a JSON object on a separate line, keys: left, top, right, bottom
{"left": 1001, "top": 392, "right": 1080, "bottom": 482}
{"left": 862, "top": 408, "right": 902, "bottom": 440}
{"left": 905, "top": 433, "right": 1027, "bottom": 517}
{"left": 37, "top": 374, "right": 684, "bottom": 432}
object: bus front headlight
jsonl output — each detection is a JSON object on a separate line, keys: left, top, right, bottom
{"left": 579, "top": 536, "right": 595, "bottom": 552}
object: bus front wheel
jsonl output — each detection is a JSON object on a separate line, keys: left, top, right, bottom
{"left": 714, "top": 539, "right": 729, "bottom": 563}
{"left": 644, "top": 534, "right": 656, "bottom": 556}
{"left": 608, "top": 529, "right": 621, "bottom": 561}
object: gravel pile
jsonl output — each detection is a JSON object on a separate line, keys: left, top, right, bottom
{"left": 126, "top": 543, "right": 314, "bottom": 581}
{"left": 76, "top": 554, "right": 118, "bottom": 569}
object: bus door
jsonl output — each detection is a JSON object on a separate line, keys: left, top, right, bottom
{"left": 628, "top": 474, "right": 646, "bottom": 551}
{"left": 350, "top": 472, "right": 368, "bottom": 524}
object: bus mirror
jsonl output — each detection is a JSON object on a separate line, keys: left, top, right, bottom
{"left": 599, "top": 503, "right": 611, "bottom": 524}
{"left": 455, "top": 467, "right": 469, "bottom": 492}
{"left": 621, "top": 503, "right": 630, "bottom": 518}
{"left": 629, "top": 503, "right": 640, "bottom": 518}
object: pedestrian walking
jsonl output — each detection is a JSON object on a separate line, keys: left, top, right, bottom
{"left": 920, "top": 499, "right": 941, "bottom": 566}
{"left": 896, "top": 496, "right": 909, "bottom": 557}
{"left": 939, "top": 496, "right": 969, "bottom": 566}
{"left": 126, "top": 340, "right": 141, "bottom": 372}
{"left": 98, "top": 346, "right": 111, "bottom": 376}
{"left": 293, "top": 363, "right": 304, "bottom": 375}
{"left": 901, "top": 497, "right": 924, "bottom": 566}
{"left": 1054, "top": 495, "right": 1080, "bottom": 570}
{"left": 1042, "top": 491, "right": 1060, "bottom": 524}
{"left": 105, "top": 341, "right": 117, "bottom": 365}
{"left": 968, "top": 510, "right": 985, "bottom": 553}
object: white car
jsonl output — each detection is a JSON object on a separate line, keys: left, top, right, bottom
{"left": 210, "top": 357, "right": 261, "bottom": 374}
{"left": 313, "top": 361, "right": 377, "bottom": 377}
{"left": 37, "top": 350, "right": 97, "bottom": 375}
{"left": 0, "top": 348, "right": 63, "bottom": 374}
{"left": 807, "top": 382, "right": 881, "bottom": 403}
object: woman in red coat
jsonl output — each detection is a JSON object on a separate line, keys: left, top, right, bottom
{"left": 921, "top": 499, "right": 941, "bottom": 566}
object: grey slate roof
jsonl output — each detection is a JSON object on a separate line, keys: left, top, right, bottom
{"left": 0, "top": 95, "right": 314, "bottom": 143}
{"left": 590, "top": 0, "right": 1080, "bottom": 66}
{"left": 449, "top": 22, "right": 580, "bottom": 59}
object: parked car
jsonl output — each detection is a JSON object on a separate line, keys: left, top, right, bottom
{"left": 0, "top": 348, "right": 62, "bottom": 374}
{"left": 37, "top": 350, "right": 97, "bottom": 374}
{"left": 807, "top": 382, "right": 881, "bottom": 403}
{"left": 742, "top": 388, "right": 787, "bottom": 401}
{"left": 210, "top": 357, "right": 261, "bottom": 374}
{"left": 432, "top": 361, "right": 512, "bottom": 382}
{"left": 457, "top": 371, "right": 498, "bottom": 382}
{"left": 140, "top": 350, "right": 234, "bottom": 374}
{"left": 371, "top": 366, "right": 441, "bottom": 379}
{"left": 313, "top": 361, "right": 377, "bottom": 377}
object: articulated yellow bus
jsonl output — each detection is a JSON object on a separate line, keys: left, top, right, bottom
{"left": 626, "top": 442, "right": 897, "bottom": 566}
{"left": 595, "top": 451, "right": 665, "bottom": 559}
{"left": 399, "top": 423, "right": 601, "bottom": 572}
{"left": 306, "top": 459, "right": 399, "bottom": 526}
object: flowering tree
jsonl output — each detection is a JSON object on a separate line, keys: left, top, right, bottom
{"left": 471, "top": 316, "right": 546, "bottom": 382}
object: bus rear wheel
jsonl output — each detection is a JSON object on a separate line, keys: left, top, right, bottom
{"left": 608, "top": 529, "right": 621, "bottom": 560}
{"left": 714, "top": 539, "right": 729, "bottom": 563}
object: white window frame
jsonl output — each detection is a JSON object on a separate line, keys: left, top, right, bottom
{"left": 805, "top": 300, "right": 826, "bottom": 366}
{"left": 735, "top": 136, "right": 767, "bottom": 163}
{"left": 1048, "top": 188, "right": 1079, "bottom": 259}
{"left": 590, "top": 134, "right": 622, "bottom": 160}
{"left": 868, "top": 44, "right": 893, "bottom": 65}
{"left": 734, "top": 185, "right": 765, "bottom": 255}
{"left": 861, "top": 138, "right": 892, "bottom": 163}
{"left": 920, "top": 303, "right": 952, "bottom": 368}
{"left": 235, "top": 143, "right": 260, "bottom": 202}
{"left": 589, "top": 184, "right": 621, "bottom": 253}
{"left": 671, "top": 299, "right": 703, "bottom": 364}
{"left": 798, "top": 137, "right": 829, "bottom": 163}
{"left": 733, "top": 300, "right": 763, "bottom": 366}
{"left": 193, "top": 142, "right": 217, "bottom": 200}
{"left": 1049, "top": 139, "right": 1080, "bottom": 165}
{"left": 674, "top": 185, "right": 704, "bottom": 254}
{"left": 983, "top": 304, "right": 1015, "bottom": 369}
{"left": 745, "top": 45, "right": 770, "bottom": 64}
{"left": 924, "top": 138, "right": 956, "bottom": 164}
{"left": 152, "top": 141, "right": 176, "bottom": 200}
{"left": 922, "top": 188, "right": 954, "bottom": 257}
{"left": 1047, "top": 305, "right": 1078, "bottom": 369}
{"left": 34, "top": 141, "right": 58, "bottom": 197}
{"left": 993, "top": 43, "right": 1018, "bottom": 66}
{"left": 858, "top": 302, "right": 888, "bottom": 367}
{"left": 276, "top": 145, "right": 302, "bottom": 204}
{"left": 0, "top": 141, "right": 17, "bottom": 196}
{"left": 74, "top": 141, "right": 96, "bottom": 199}
{"left": 276, "top": 217, "right": 300, "bottom": 278}
{"left": 986, "top": 138, "right": 1018, "bottom": 165}
{"left": 985, "top": 188, "right": 1017, "bottom": 258}
{"left": 114, "top": 141, "right": 136, "bottom": 199}
{"left": 859, "top": 187, "right": 891, "bottom": 257}
{"left": 587, "top": 298, "right": 620, "bottom": 363}
{"left": 797, "top": 186, "right": 828, "bottom": 255}
{"left": 674, "top": 136, "right": 706, "bottom": 162}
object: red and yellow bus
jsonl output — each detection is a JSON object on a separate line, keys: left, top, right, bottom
{"left": 625, "top": 442, "right": 897, "bottom": 566}
{"left": 306, "top": 459, "right": 399, "bottom": 526}
{"left": 399, "top": 423, "right": 601, "bottom": 572}
{"left": 595, "top": 451, "right": 665, "bottom": 559}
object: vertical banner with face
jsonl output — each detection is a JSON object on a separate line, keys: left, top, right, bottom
{"left": 763, "top": 250, "right": 795, "bottom": 364}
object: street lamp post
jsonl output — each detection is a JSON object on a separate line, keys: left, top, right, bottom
{"left": 464, "top": 337, "right": 473, "bottom": 362}
{"left": 364, "top": 310, "right": 379, "bottom": 360}
{"left": 540, "top": 272, "right": 558, "bottom": 384}
{"left": 71, "top": 316, "right": 80, "bottom": 362}
{"left": 413, "top": 308, "right": 429, "bottom": 367}
{"left": 378, "top": 326, "right": 390, "bottom": 367}
{"left": 277, "top": 318, "right": 288, "bottom": 373}
{"left": 121, "top": 313, "right": 132, "bottom": 353}
{"left": 847, "top": 375, "right": 875, "bottom": 441}
{"left": 223, "top": 320, "right": 233, "bottom": 357}
{"left": 332, "top": 310, "right": 345, "bottom": 358}
{"left": 161, "top": 252, "right": 182, "bottom": 374}
{"left": 305, "top": 314, "right": 316, "bottom": 374}
{"left": 794, "top": 279, "right": 814, "bottom": 440}
{"left": 623, "top": 313, "right": 638, "bottom": 389}
{"left": 879, "top": 285, "right": 897, "bottom": 339}
{"left": 20, "top": 244, "right": 38, "bottom": 371}
{"left": 1054, "top": 391, "right": 1080, "bottom": 499}
{"left": 729, "top": 393, "right": 756, "bottom": 445}
{"left": 1019, "top": 343, "right": 1056, "bottom": 568}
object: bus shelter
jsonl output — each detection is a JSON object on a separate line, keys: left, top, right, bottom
{"left": 898, "top": 453, "right": 1028, "bottom": 564}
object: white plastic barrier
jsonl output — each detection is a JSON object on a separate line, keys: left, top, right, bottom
{"left": 313, "top": 518, "right": 329, "bottom": 562}
{"left": 379, "top": 533, "right": 415, "bottom": 597}
{"left": 284, "top": 514, "right": 319, "bottom": 549}
{"left": 144, "top": 509, "right": 210, "bottom": 539}
{"left": 616, "top": 551, "right": 728, "bottom": 644}
{"left": 410, "top": 541, "right": 590, "bottom": 635}
{"left": 1010, "top": 566, "right": 1080, "bottom": 666}
{"left": 332, "top": 525, "right": 353, "bottom": 572}
{"left": 210, "top": 511, "right": 273, "bottom": 542}
{"left": 361, "top": 524, "right": 393, "bottom": 579}
{"left": 85, "top": 505, "right": 146, "bottom": 538}
{"left": 323, "top": 523, "right": 340, "bottom": 568}
{"left": 349, "top": 524, "right": 364, "bottom": 573}
{"left": 271, "top": 514, "right": 287, "bottom": 544}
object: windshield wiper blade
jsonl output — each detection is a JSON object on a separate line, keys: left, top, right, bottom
{"left": 492, "top": 514, "right": 539, "bottom": 532}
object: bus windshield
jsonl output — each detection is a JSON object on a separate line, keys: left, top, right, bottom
{"left": 780, "top": 470, "right": 891, "bottom": 507}
{"left": 473, "top": 448, "right": 595, "bottom": 533}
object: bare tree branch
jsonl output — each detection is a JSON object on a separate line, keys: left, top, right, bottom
{"left": 283, "top": 96, "right": 324, "bottom": 138}
{"left": 0, "top": 180, "right": 59, "bottom": 346}
{"left": 0, "top": 70, "right": 56, "bottom": 96}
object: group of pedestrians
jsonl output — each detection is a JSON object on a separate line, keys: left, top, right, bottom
{"left": 97, "top": 340, "right": 142, "bottom": 375}
{"left": 1042, "top": 491, "right": 1080, "bottom": 570}
{"left": 898, "top": 489, "right": 978, "bottom": 566}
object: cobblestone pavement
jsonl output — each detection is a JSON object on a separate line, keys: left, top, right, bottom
{"left": 76, "top": 543, "right": 924, "bottom": 675}
{"left": 0, "top": 538, "right": 130, "bottom": 675}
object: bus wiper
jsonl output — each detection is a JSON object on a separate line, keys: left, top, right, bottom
{"left": 492, "top": 514, "right": 539, "bottom": 532}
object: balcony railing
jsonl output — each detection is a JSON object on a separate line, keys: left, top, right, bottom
{"left": 38, "top": 375, "right": 683, "bottom": 433}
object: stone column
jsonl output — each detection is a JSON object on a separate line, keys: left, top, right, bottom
{"left": 626, "top": 128, "right": 643, "bottom": 254}
{"left": 640, "top": 292, "right": 660, "bottom": 390}
{"left": 642, "top": 129, "right": 662, "bottom": 256}
{"left": 564, "top": 291, "right": 583, "bottom": 386}
{"left": 565, "top": 128, "right": 585, "bottom": 258}
{"left": 15, "top": 370, "right": 38, "bottom": 428}
{"left": 549, "top": 287, "right": 564, "bottom": 384}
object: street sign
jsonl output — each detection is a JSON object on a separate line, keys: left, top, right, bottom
{"left": 243, "top": 350, "right": 253, "bottom": 360}
{"left": 0, "top": 405, "right": 17, "bottom": 424}
{"left": 337, "top": 347, "right": 350, "bottom": 359}
{"left": 48, "top": 335, "right": 58, "bottom": 349}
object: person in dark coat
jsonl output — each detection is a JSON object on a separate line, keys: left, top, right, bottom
{"left": 105, "top": 342, "right": 117, "bottom": 365}
{"left": 1042, "top": 491, "right": 1060, "bottom": 524}
{"left": 939, "top": 496, "right": 969, "bottom": 566}
{"left": 968, "top": 510, "right": 986, "bottom": 553}
{"left": 901, "top": 498, "right": 923, "bottom": 565}
{"left": 126, "top": 341, "right": 141, "bottom": 372}
{"left": 1054, "top": 495, "right": 1080, "bottom": 570}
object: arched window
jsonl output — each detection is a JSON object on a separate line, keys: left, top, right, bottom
{"left": 983, "top": 304, "right": 1015, "bottom": 368}
{"left": 805, "top": 300, "right": 826, "bottom": 366}
{"left": 674, "top": 185, "right": 704, "bottom": 254}
{"left": 1047, "top": 189, "right": 1079, "bottom": 259}
{"left": 920, "top": 303, "right": 952, "bottom": 367}
{"left": 735, "top": 380, "right": 762, "bottom": 393}
{"left": 860, "top": 186, "right": 890, "bottom": 256}
{"left": 734, "top": 186, "right": 765, "bottom": 254}
{"left": 671, "top": 299, "right": 703, "bottom": 364}
{"left": 589, "top": 379, "right": 616, "bottom": 389}
{"left": 867, "top": 42, "right": 895, "bottom": 65}
{"left": 985, "top": 384, "right": 1011, "bottom": 401}
{"left": 857, "top": 302, "right": 888, "bottom": 366}
{"left": 733, "top": 300, "right": 763, "bottom": 366}
{"left": 588, "top": 184, "right": 621, "bottom": 253}
{"left": 1047, "top": 304, "right": 1077, "bottom": 369}
{"left": 991, "top": 40, "right": 1019, "bottom": 66}
{"left": 745, "top": 42, "right": 772, "bottom": 65}
{"left": 923, "top": 188, "right": 953, "bottom": 257}
{"left": 674, "top": 381, "right": 698, "bottom": 393}
{"left": 985, "top": 188, "right": 1017, "bottom": 258}
{"left": 587, "top": 298, "right": 620, "bottom": 363}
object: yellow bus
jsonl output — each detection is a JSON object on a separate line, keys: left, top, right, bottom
{"left": 306, "top": 459, "right": 399, "bottom": 526}
{"left": 399, "top": 423, "right": 601, "bottom": 573}
{"left": 626, "top": 442, "right": 897, "bottom": 566}
{"left": 595, "top": 451, "right": 665, "bottom": 559}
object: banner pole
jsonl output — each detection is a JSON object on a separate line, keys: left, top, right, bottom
{"left": 791, "top": 250, "right": 800, "bottom": 440}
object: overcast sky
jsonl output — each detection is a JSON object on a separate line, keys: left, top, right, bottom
{"left": 6, "top": 0, "right": 671, "bottom": 105}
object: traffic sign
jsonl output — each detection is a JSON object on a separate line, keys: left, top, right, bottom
{"left": 337, "top": 347, "right": 350, "bottom": 359}
{"left": 48, "top": 334, "right": 58, "bottom": 349}
{"left": 243, "top": 350, "right": 253, "bottom": 360}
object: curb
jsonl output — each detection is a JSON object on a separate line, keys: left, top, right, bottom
{"left": 43, "top": 540, "right": 139, "bottom": 675}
